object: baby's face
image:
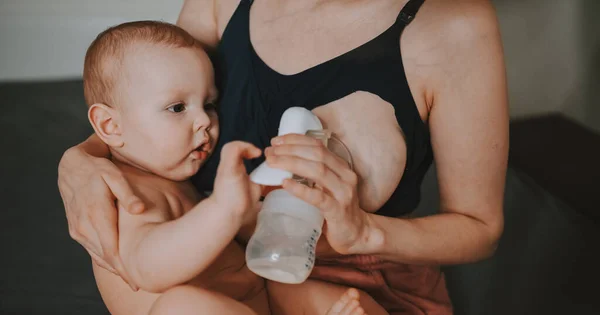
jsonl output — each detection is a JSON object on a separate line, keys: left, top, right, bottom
{"left": 114, "top": 44, "right": 219, "bottom": 181}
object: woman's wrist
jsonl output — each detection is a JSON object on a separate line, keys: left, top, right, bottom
{"left": 79, "top": 133, "right": 111, "bottom": 159}
{"left": 347, "top": 212, "right": 386, "bottom": 256}
{"left": 59, "top": 144, "right": 87, "bottom": 174}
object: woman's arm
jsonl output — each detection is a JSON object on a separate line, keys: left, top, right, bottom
{"left": 58, "top": 134, "right": 145, "bottom": 290}
{"left": 176, "top": 0, "right": 240, "bottom": 50}
{"left": 266, "top": 1, "right": 508, "bottom": 265}
{"left": 366, "top": 0, "right": 508, "bottom": 264}
{"left": 176, "top": 0, "right": 220, "bottom": 50}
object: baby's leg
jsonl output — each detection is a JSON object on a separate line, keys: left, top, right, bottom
{"left": 268, "top": 280, "right": 388, "bottom": 315}
{"left": 150, "top": 285, "right": 258, "bottom": 315}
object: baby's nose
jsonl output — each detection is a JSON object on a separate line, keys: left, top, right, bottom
{"left": 193, "top": 112, "right": 211, "bottom": 132}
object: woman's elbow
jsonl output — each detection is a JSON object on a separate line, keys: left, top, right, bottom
{"left": 480, "top": 209, "right": 504, "bottom": 259}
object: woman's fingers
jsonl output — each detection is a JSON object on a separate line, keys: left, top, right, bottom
{"left": 266, "top": 152, "right": 357, "bottom": 208}
{"left": 58, "top": 147, "right": 139, "bottom": 290}
{"left": 92, "top": 201, "right": 138, "bottom": 291}
{"left": 282, "top": 179, "right": 338, "bottom": 215}
{"left": 102, "top": 171, "right": 145, "bottom": 214}
{"left": 66, "top": 197, "right": 101, "bottom": 257}
{"left": 267, "top": 154, "right": 340, "bottom": 191}
{"left": 269, "top": 134, "right": 356, "bottom": 183}
{"left": 73, "top": 198, "right": 138, "bottom": 291}
{"left": 265, "top": 144, "right": 350, "bottom": 176}
{"left": 88, "top": 249, "right": 117, "bottom": 275}
{"left": 113, "top": 256, "right": 139, "bottom": 291}
{"left": 271, "top": 133, "right": 323, "bottom": 146}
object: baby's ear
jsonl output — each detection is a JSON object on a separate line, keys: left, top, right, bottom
{"left": 88, "top": 103, "right": 124, "bottom": 147}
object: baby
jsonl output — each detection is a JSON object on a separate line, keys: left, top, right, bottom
{"left": 83, "top": 20, "right": 368, "bottom": 315}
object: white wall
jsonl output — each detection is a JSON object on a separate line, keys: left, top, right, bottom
{"left": 0, "top": 0, "right": 184, "bottom": 81}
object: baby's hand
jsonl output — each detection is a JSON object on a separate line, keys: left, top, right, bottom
{"left": 210, "top": 141, "right": 263, "bottom": 224}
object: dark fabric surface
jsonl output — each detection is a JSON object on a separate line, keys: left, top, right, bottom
{"left": 0, "top": 80, "right": 105, "bottom": 314}
{"left": 1, "top": 79, "right": 598, "bottom": 314}
{"left": 508, "top": 113, "right": 600, "bottom": 223}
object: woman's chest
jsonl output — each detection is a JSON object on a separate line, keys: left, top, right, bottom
{"left": 214, "top": 0, "right": 432, "bottom": 211}
{"left": 313, "top": 93, "right": 407, "bottom": 212}
{"left": 248, "top": 0, "right": 406, "bottom": 76}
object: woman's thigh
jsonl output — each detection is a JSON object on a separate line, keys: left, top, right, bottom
{"left": 310, "top": 256, "right": 453, "bottom": 315}
{"left": 267, "top": 279, "right": 388, "bottom": 315}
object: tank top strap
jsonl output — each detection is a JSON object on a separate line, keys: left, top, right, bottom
{"left": 395, "top": 0, "right": 426, "bottom": 27}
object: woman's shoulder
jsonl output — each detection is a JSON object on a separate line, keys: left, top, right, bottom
{"left": 406, "top": 0, "right": 501, "bottom": 57}
{"left": 177, "top": 0, "right": 241, "bottom": 49}
{"left": 402, "top": 0, "right": 504, "bottom": 105}
{"left": 215, "top": 0, "right": 243, "bottom": 39}
{"left": 404, "top": 0, "right": 500, "bottom": 54}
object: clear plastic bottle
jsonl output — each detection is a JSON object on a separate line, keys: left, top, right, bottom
{"left": 245, "top": 130, "right": 352, "bottom": 284}
{"left": 245, "top": 188, "right": 323, "bottom": 283}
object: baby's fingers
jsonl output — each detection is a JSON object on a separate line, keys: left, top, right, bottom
{"left": 218, "top": 142, "right": 261, "bottom": 175}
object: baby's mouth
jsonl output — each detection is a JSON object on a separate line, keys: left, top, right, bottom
{"left": 191, "top": 141, "right": 211, "bottom": 160}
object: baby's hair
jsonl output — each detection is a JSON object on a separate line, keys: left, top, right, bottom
{"left": 83, "top": 20, "right": 203, "bottom": 107}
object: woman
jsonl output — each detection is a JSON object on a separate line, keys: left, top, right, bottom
{"left": 58, "top": 0, "right": 508, "bottom": 314}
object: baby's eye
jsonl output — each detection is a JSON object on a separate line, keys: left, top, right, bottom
{"left": 168, "top": 103, "right": 186, "bottom": 113}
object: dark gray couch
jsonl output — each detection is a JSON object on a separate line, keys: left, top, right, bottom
{"left": 1, "top": 80, "right": 598, "bottom": 314}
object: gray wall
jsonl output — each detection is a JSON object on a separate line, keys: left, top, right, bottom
{"left": 493, "top": 0, "right": 598, "bottom": 131}
{"left": 561, "top": 0, "right": 600, "bottom": 132}
{"left": 493, "top": 0, "right": 585, "bottom": 118}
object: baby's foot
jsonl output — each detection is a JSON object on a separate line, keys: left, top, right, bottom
{"left": 326, "top": 288, "right": 366, "bottom": 315}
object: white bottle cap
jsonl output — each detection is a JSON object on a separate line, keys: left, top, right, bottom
{"left": 249, "top": 163, "right": 293, "bottom": 186}
{"left": 250, "top": 107, "right": 323, "bottom": 186}
{"left": 260, "top": 189, "right": 324, "bottom": 229}
{"left": 276, "top": 107, "right": 323, "bottom": 136}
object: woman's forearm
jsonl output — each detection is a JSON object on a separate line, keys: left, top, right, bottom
{"left": 363, "top": 210, "right": 503, "bottom": 265}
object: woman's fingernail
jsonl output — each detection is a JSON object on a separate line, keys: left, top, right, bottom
{"left": 271, "top": 137, "right": 282, "bottom": 145}
{"left": 264, "top": 147, "right": 272, "bottom": 155}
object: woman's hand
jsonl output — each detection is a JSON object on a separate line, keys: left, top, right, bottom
{"left": 264, "top": 134, "right": 381, "bottom": 255}
{"left": 58, "top": 145, "right": 144, "bottom": 290}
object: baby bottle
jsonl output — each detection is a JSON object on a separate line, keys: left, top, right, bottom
{"left": 246, "top": 107, "right": 352, "bottom": 284}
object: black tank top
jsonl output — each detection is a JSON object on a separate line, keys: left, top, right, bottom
{"left": 192, "top": 0, "right": 431, "bottom": 217}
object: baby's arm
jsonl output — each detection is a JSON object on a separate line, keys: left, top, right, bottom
{"left": 117, "top": 187, "right": 243, "bottom": 293}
